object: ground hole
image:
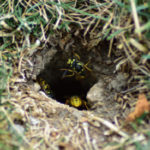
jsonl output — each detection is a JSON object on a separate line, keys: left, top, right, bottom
{"left": 37, "top": 51, "right": 98, "bottom": 110}
{"left": 35, "top": 38, "right": 115, "bottom": 110}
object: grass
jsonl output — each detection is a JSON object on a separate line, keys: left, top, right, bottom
{"left": 0, "top": 0, "right": 150, "bottom": 149}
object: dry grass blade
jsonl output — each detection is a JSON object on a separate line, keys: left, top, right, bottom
{"left": 130, "top": 0, "right": 141, "bottom": 38}
{"left": 88, "top": 114, "right": 129, "bottom": 138}
{"left": 0, "top": 0, "right": 150, "bottom": 149}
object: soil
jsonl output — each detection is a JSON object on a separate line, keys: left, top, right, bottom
{"left": 10, "top": 30, "right": 133, "bottom": 150}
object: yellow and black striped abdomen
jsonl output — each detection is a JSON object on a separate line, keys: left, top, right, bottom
{"left": 37, "top": 78, "right": 53, "bottom": 97}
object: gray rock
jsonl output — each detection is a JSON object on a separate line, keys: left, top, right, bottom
{"left": 108, "top": 73, "right": 128, "bottom": 92}
{"left": 86, "top": 79, "right": 105, "bottom": 103}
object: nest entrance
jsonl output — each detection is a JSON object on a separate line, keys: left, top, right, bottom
{"left": 37, "top": 51, "right": 97, "bottom": 110}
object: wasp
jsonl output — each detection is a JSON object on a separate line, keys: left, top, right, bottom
{"left": 61, "top": 53, "right": 92, "bottom": 80}
{"left": 65, "top": 96, "right": 88, "bottom": 110}
{"left": 37, "top": 77, "right": 54, "bottom": 98}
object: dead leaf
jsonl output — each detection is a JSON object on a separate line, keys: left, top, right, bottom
{"left": 126, "top": 93, "right": 150, "bottom": 122}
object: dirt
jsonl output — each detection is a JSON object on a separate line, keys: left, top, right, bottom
{"left": 10, "top": 30, "right": 133, "bottom": 149}
{"left": 28, "top": 31, "right": 129, "bottom": 119}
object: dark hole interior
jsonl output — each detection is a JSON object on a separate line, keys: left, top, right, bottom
{"left": 36, "top": 39, "right": 113, "bottom": 110}
{"left": 37, "top": 51, "right": 97, "bottom": 110}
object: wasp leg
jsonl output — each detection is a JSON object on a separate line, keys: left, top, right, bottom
{"left": 83, "top": 101, "right": 89, "bottom": 110}
{"left": 65, "top": 99, "right": 69, "bottom": 105}
{"left": 84, "top": 60, "right": 92, "bottom": 72}
{"left": 73, "top": 52, "right": 80, "bottom": 60}
{"left": 60, "top": 69, "right": 75, "bottom": 78}
{"left": 75, "top": 74, "right": 85, "bottom": 80}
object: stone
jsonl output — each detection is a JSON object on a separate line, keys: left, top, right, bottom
{"left": 86, "top": 79, "right": 105, "bottom": 103}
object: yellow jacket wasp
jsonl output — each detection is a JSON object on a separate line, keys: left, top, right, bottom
{"left": 37, "top": 77, "right": 54, "bottom": 98}
{"left": 65, "top": 95, "right": 88, "bottom": 109}
{"left": 61, "top": 53, "right": 92, "bottom": 80}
